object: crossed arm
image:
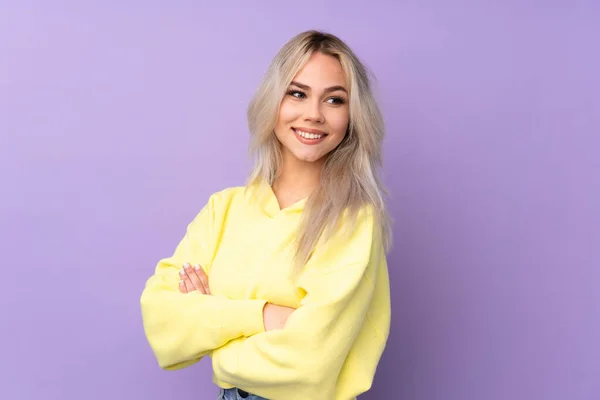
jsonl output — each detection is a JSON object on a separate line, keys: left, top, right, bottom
{"left": 178, "top": 262, "right": 295, "bottom": 332}
{"left": 140, "top": 196, "right": 382, "bottom": 398}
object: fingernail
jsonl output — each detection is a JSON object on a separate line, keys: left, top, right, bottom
{"left": 179, "top": 280, "right": 184, "bottom": 285}
{"left": 179, "top": 269, "right": 185, "bottom": 275}
{"left": 183, "top": 263, "right": 190, "bottom": 269}
{"left": 194, "top": 264, "right": 200, "bottom": 270}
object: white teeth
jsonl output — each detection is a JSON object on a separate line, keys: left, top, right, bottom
{"left": 295, "top": 129, "right": 324, "bottom": 139}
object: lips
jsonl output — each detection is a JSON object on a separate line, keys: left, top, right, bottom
{"left": 292, "top": 128, "right": 328, "bottom": 145}
{"left": 293, "top": 127, "right": 328, "bottom": 136}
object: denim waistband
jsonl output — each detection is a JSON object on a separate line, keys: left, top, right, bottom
{"left": 219, "top": 387, "right": 268, "bottom": 400}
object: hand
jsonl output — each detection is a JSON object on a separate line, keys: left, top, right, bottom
{"left": 262, "top": 303, "right": 296, "bottom": 331}
{"left": 179, "top": 263, "right": 211, "bottom": 295}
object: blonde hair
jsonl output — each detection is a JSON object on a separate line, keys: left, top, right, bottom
{"left": 245, "top": 30, "right": 392, "bottom": 272}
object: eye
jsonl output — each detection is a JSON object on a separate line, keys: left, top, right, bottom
{"left": 327, "top": 96, "right": 346, "bottom": 105}
{"left": 286, "top": 89, "right": 306, "bottom": 99}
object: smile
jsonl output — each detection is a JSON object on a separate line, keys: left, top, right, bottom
{"left": 292, "top": 128, "right": 328, "bottom": 145}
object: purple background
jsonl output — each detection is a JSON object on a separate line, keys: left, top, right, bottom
{"left": 1, "top": 1, "right": 598, "bottom": 399}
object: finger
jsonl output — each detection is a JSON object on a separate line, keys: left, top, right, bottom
{"left": 184, "top": 263, "right": 205, "bottom": 293}
{"left": 179, "top": 278, "right": 187, "bottom": 293}
{"left": 194, "top": 264, "right": 211, "bottom": 295}
{"left": 183, "top": 273, "right": 195, "bottom": 293}
{"left": 180, "top": 267, "right": 197, "bottom": 293}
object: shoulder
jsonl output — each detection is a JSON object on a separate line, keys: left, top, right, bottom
{"left": 203, "top": 185, "right": 249, "bottom": 207}
{"left": 187, "top": 186, "right": 248, "bottom": 224}
{"left": 306, "top": 204, "right": 382, "bottom": 272}
{"left": 336, "top": 203, "right": 378, "bottom": 241}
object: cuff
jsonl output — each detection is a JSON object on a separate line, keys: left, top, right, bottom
{"left": 220, "top": 297, "right": 267, "bottom": 337}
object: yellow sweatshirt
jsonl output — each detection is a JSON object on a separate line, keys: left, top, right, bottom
{"left": 140, "top": 182, "right": 391, "bottom": 400}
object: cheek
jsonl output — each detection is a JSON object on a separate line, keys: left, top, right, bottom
{"left": 329, "top": 110, "right": 349, "bottom": 137}
{"left": 277, "top": 101, "right": 299, "bottom": 126}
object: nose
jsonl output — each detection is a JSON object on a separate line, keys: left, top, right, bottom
{"left": 304, "top": 98, "right": 324, "bottom": 123}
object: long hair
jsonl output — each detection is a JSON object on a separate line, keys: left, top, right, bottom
{"left": 245, "top": 30, "right": 392, "bottom": 272}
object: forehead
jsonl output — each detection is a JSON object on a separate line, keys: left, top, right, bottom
{"left": 292, "top": 52, "right": 347, "bottom": 87}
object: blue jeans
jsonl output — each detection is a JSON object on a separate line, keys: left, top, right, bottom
{"left": 217, "top": 387, "right": 268, "bottom": 400}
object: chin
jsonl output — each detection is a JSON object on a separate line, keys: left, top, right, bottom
{"left": 301, "top": 157, "right": 322, "bottom": 163}
{"left": 293, "top": 152, "right": 325, "bottom": 163}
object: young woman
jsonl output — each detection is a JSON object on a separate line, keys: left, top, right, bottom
{"left": 140, "top": 30, "right": 392, "bottom": 400}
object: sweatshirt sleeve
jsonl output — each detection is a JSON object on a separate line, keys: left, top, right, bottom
{"left": 210, "top": 208, "right": 385, "bottom": 399}
{"left": 140, "top": 190, "right": 267, "bottom": 370}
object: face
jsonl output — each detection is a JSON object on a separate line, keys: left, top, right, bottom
{"left": 274, "top": 52, "right": 350, "bottom": 165}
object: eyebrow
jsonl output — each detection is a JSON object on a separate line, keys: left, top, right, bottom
{"left": 290, "top": 81, "right": 348, "bottom": 94}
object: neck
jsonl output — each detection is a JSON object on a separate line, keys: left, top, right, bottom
{"left": 272, "top": 154, "right": 325, "bottom": 201}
